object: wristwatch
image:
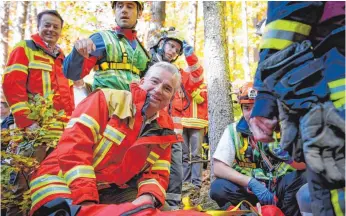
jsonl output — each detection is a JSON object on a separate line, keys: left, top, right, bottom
{"left": 145, "top": 193, "right": 159, "bottom": 208}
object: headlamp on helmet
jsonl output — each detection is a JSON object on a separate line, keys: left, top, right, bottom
{"left": 237, "top": 82, "right": 257, "bottom": 104}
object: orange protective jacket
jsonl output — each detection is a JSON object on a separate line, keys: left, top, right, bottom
{"left": 182, "top": 83, "right": 208, "bottom": 130}
{"left": 171, "top": 53, "right": 204, "bottom": 137}
{"left": 29, "top": 83, "right": 179, "bottom": 214}
{"left": 77, "top": 203, "right": 210, "bottom": 216}
{"left": 2, "top": 34, "right": 74, "bottom": 128}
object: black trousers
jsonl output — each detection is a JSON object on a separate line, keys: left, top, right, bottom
{"left": 306, "top": 165, "right": 345, "bottom": 216}
{"left": 210, "top": 171, "right": 306, "bottom": 216}
{"left": 98, "top": 184, "right": 138, "bottom": 204}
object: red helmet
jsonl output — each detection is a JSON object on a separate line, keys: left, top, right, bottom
{"left": 237, "top": 82, "right": 257, "bottom": 104}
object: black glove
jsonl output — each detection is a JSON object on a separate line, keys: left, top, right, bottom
{"left": 277, "top": 100, "right": 304, "bottom": 162}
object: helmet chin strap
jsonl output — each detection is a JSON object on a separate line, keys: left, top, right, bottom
{"left": 157, "top": 40, "right": 179, "bottom": 63}
{"left": 155, "top": 53, "right": 163, "bottom": 62}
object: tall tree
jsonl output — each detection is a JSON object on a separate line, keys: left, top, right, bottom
{"left": 15, "top": 1, "right": 29, "bottom": 41}
{"left": 0, "top": 1, "right": 10, "bottom": 71}
{"left": 146, "top": 1, "right": 165, "bottom": 49}
{"left": 30, "top": 2, "right": 38, "bottom": 35}
{"left": 226, "top": 2, "right": 237, "bottom": 72}
{"left": 252, "top": 1, "right": 261, "bottom": 63}
{"left": 241, "top": 1, "right": 251, "bottom": 81}
{"left": 203, "top": 1, "right": 233, "bottom": 179}
{"left": 24, "top": 1, "right": 32, "bottom": 39}
{"left": 187, "top": 1, "right": 198, "bottom": 47}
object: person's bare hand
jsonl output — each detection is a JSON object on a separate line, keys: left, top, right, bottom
{"left": 249, "top": 116, "right": 278, "bottom": 142}
{"left": 74, "top": 38, "right": 96, "bottom": 58}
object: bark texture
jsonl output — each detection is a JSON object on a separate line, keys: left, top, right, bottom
{"left": 146, "top": 1, "right": 166, "bottom": 49}
{"left": 16, "top": 1, "right": 29, "bottom": 41}
{"left": 241, "top": 1, "right": 251, "bottom": 81}
{"left": 203, "top": 1, "right": 234, "bottom": 179}
{"left": 187, "top": 1, "right": 198, "bottom": 47}
{"left": 0, "top": 1, "right": 10, "bottom": 71}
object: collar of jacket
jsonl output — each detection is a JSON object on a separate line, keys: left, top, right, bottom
{"left": 130, "top": 82, "right": 147, "bottom": 107}
{"left": 236, "top": 116, "right": 252, "bottom": 136}
{"left": 130, "top": 82, "right": 151, "bottom": 120}
{"left": 31, "top": 33, "right": 64, "bottom": 58}
{"left": 115, "top": 26, "right": 137, "bottom": 41}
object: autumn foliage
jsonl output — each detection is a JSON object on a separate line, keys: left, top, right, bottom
{"left": 1, "top": 92, "right": 66, "bottom": 212}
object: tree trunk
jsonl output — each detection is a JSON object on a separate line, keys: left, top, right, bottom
{"left": 146, "top": 1, "right": 166, "bottom": 49}
{"left": 230, "top": 2, "right": 237, "bottom": 70}
{"left": 253, "top": 1, "right": 261, "bottom": 63}
{"left": 30, "top": 2, "right": 38, "bottom": 35}
{"left": 15, "top": 1, "right": 29, "bottom": 41}
{"left": 0, "top": 1, "right": 10, "bottom": 71}
{"left": 226, "top": 2, "right": 236, "bottom": 71}
{"left": 241, "top": 1, "right": 251, "bottom": 81}
{"left": 203, "top": 2, "right": 233, "bottom": 180}
{"left": 253, "top": 16, "right": 260, "bottom": 63}
{"left": 187, "top": 1, "right": 198, "bottom": 47}
{"left": 53, "top": 1, "right": 58, "bottom": 10}
{"left": 25, "top": 1, "right": 32, "bottom": 39}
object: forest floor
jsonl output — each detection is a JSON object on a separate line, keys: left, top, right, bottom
{"left": 180, "top": 165, "right": 220, "bottom": 211}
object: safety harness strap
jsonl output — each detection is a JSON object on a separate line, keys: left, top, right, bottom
{"left": 94, "top": 62, "right": 140, "bottom": 75}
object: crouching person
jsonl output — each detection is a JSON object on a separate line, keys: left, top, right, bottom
{"left": 29, "top": 62, "right": 181, "bottom": 215}
{"left": 209, "top": 82, "right": 306, "bottom": 216}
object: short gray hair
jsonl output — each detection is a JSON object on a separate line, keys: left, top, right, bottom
{"left": 145, "top": 62, "right": 181, "bottom": 90}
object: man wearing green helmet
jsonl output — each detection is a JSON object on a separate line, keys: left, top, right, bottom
{"left": 148, "top": 27, "right": 205, "bottom": 210}
{"left": 63, "top": 1, "right": 150, "bottom": 91}
{"left": 149, "top": 27, "right": 185, "bottom": 64}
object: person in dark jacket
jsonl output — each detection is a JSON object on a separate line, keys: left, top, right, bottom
{"left": 248, "top": 2, "right": 345, "bottom": 216}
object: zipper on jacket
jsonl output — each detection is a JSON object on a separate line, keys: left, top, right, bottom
{"left": 137, "top": 115, "right": 147, "bottom": 139}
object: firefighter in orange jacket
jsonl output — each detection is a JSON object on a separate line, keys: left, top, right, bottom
{"left": 29, "top": 62, "right": 181, "bottom": 215}
{"left": 3, "top": 10, "right": 74, "bottom": 129}
{"left": 181, "top": 83, "right": 208, "bottom": 188}
{"left": 2, "top": 10, "right": 74, "bottom": 216}
{"left": 148, "top": 27, "right": 204, "bottom": 209}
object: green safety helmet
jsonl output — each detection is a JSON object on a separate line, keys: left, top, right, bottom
{"left": 152, "top": 27, "right": 184, "bottom": 62}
